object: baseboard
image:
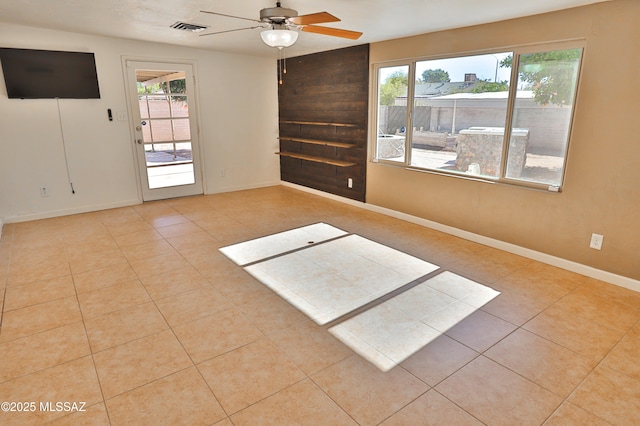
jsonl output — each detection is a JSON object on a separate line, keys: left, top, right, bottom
{"left": 207, "top": 179, "right": 282, "bottom": 195}
{"left": 0, "top": 217, "right": 4, "bottom": 240}
{"left": 4, "top": 199, "right": 142, "bottom": 224}
{"left": 281, "top": 181, "right": 640, "bottom": 293}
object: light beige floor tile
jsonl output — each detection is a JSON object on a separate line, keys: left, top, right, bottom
{"left": 155, "top": 286, "right": 230, "bottom": 327}
{"left": 140, "top": 265, "right": 210, "bottom": 300}
{"left": 8, "top": 253, "right": 70, "bottom": 286}
{"left": 0, "top": 296, "right": 82, "bottom": 343}
{"left": 72, "top": 263, "right": 138, "bottom": 294}
{"left": 105, "top": 367, "right": 226, "bottom": 426}
{"left": 207, "top": 268, "right": 272, "bottom": 305}
{"left": 112, "top": 228, "right": 163, "bottom": 247}
{"left": 84, "top": 302, "right": 169, "bottom": 352}
{"left": 120, "top": 239, "right": 177, "bottom": 261}
{"left": 104, "top": 220, "right": 153, "bottom": 237}
{"left": 543, "top": 402, "right": 611, "bottom": 425}
{"left": 553, "top": 286, "right": 640, "bottom": 332}
{"left": 173, "top": 308, "right": 263, "bottom": 364}
{"left": 0, "top": 356, "right": 102, "bottom": 424}
{"left": 601, "top": 334, "right": 640, "bottom": 381}
{"left": 401, "top": 334, "right": 479, "bottom": 387}
{"left": 577, "top": 277, "right": 640, "bottom": 309}
{"left": 312, "top": 355, "right": 429, "bottom": 425}
{"left": 268, "top": 318, "right": 354, "bottom": 375}
{"left": 436, "top": 356, "right": 562, "bottom": 426}
{"left": 128, "top": 253, "right": 192, "bottom": 279}
{"left": 569, "top": 364, "right": 640, "bottom": 425}
{"left": 68, "top": 248, "right": 128, "bottom": 275}
{"left": 504, "top": 262, "right": 586, "bottom": 294}
{"left": 77, "top": 279, "right": 151, "bottom": 319}
{"left": 231, "top": 379, "right": 356, "bottom": 426}
{"left": 46, "top": 402, "right": 111, "bottom": 426}
{"left": 133, "top": 201, "right": 178, "bottom": 219}
{"left": 184, "top": 250, "right": 239, "bottom": 280}
{"left": 0, "top": 322, "right": 90, "bottom": 383}
{"left": 381, "top": 389, "right": 483, "bottom": 425}
{"left": 155, "top": 221, "right": 203, "bottom": 238}
{"left": 65, "top": 237, "right": 120, "bottom": 258}
{"left": 236, "top": 293, "right": 309, "bottom": 335}
{"left": 3, "top": 275, "right": 75, "bottom": 311}
{"left": 449, "top": 247, "right": 531, "bottom": 284}
{"left": 1, "top": 186, "right": 638, "bottom": 426}
{"left": 198, "top": 338, "right": 305, "bottom": 414}
{"left": 523, "top": 304, "right": 624, "bottom": 363}
{"left": 486, "top": 328, "right": 595, "bottom": 398}
{"left": 481, "top": 288, "right": 551, "bottom": 326}
{"left": 444, "top": 310, "right": 517, "bottom": 352}
{"left": 628, "top": 320, "right": 640, "bottom": 340}
{"left": 93, "top": 330, "right": 192, "bottom": 398}
{"left": 99, "top": 206, "right": 142, "bottom": 223}
{"left": 165, "top": 230, "right": 220, "bottom": 256}
{"left": 490, "top": 274, "right": 568, "bottom": 310}
{"left": 147, "top": 214, "right": 190, "bottom": 228}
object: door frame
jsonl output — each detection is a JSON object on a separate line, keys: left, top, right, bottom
{"left": 122, "top": 57, "right": 206, "bottom": 201}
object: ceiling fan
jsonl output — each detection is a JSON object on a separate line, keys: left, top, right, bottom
{"left": 199, "top": 2, "right": 363, "bottom": 48}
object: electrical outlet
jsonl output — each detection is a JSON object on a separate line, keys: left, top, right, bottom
{"left": 40, "top": 186, "right": 49, "bottom": 197}
{"left": 348, "top": 178, "right": 353, "bottom": 188}
{"left": 220, "top": 169, "right": 225, "bottom": 177}
{"left": 590, "top": 233, "right": 604, "bottom": 250}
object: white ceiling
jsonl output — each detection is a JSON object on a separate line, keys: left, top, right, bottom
{"left": 0, "top": 0, "right": 610, "bottom": 58}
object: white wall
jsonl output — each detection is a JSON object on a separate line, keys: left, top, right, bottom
{"left": 0, "top": 23, "right": 280, "bottom": 222}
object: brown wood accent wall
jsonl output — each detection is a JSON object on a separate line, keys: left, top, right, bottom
{"left": 278, "top": 44, "right": 369, "bottom": 202}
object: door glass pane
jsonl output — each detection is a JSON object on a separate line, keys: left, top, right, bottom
{"left": 505, "top": 48, "right": 582, "bottom": 186}
{"left": 149, "top": 120, "right": 173, "bottom": 142}
{"left": 411, "top": 52, "right": 512, "bottom": 177}
{"left": 136, "top": 72, "right": 196, "bottom": 190}
{"left": 172, "top": 118, "right": 191, "bottom": 140}
{"left": 170, "top": 96, "right": 189, "bottom": 117}
{"left": 375, "top": 65, "right": 409, "bottom": 162}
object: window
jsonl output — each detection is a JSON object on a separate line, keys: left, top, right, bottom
{"left": 373, "top": 43, "right": 583, "bottom": 190}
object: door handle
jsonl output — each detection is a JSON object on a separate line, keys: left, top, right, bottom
{"left": 136, "top": 139, "right": 143, "bottom": 145}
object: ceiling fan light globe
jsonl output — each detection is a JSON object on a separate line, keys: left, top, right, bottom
{"left": 260, "top": 29, "right": 298, "bottom": 48}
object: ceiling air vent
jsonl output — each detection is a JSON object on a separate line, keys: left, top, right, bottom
{"left": 170, "top": 22, "right": 209, "bottom": 32}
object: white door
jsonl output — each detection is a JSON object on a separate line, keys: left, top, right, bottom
{"left": 125, "top": 61, "right": 203, "bottom": 201}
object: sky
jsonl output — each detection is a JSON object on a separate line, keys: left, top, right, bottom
{"left": 380, "top": 51, "right": 512, "bottom": 83}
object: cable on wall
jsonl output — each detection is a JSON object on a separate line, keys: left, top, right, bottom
{"left": 56, "top": 98, "right": 76, "bottom": 194}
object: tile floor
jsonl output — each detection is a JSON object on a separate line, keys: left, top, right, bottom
{"left": 0, "top": 185, "right": 639, "bottom": 425}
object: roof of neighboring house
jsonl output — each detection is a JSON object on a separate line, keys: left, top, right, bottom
{"left": 430, "top": 90, "right": 534, "bottom": 99}
{"left": 413, "top": 82, "right": 469, "bottom": 97}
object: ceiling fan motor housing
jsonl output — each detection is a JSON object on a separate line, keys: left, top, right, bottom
{"left": 260, "top": 3, "right": 298, "bottom": 24}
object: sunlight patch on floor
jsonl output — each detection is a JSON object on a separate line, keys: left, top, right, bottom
{"left": 329, "top": 272, "right": 500, "bottom": 371}
{"left": 219, "top": 222, "right": 347, "bottom": 266}
{"left": 220, "top": 223, "right": 499, "bottom": 371}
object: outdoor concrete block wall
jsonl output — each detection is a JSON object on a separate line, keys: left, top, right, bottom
{"left": 455, "top": 127, "right": 528, "bottom": 176}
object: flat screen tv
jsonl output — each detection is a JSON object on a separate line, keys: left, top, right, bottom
{"left": 0, "top": 48, "right": 100, "bottom": 99}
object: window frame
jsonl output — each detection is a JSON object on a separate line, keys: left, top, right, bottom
{"left": 370, "top": 40, "right": 585, "bottom": 192}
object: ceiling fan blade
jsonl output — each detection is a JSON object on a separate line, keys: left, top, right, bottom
{"left": 289, "top": 12, "right": 339, "bottom": 26}
{"left": 199, "top": 26, "right": 263, "bottom": 37}
{"left": 200, "top": 10, "right": 262, "bottom": 24}
{"left": 301, "top": 25, "right": 363, "bottom": 40}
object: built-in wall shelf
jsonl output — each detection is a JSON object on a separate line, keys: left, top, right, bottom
{"left": 277, "top": 44, "right": 368, "bottom": 201}
{"left": 276, "top": 152, "right": 356, "bottom": 167}
{"left": 278, "top": 137, "right": 356, "bottom": 149}
{"left": 280, "top": 120, "right": 357, "bottom": 128}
